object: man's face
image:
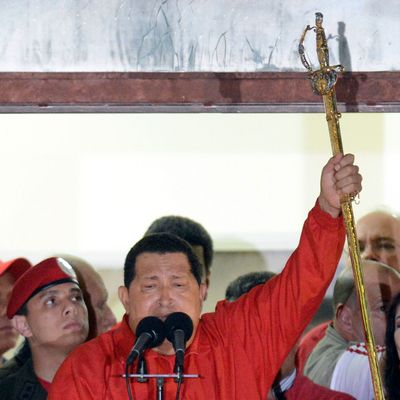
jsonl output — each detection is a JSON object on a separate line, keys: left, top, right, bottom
{"left": 0, "top": 272, "right": 18, "bottom": 355}
{"left": 357, "top": 212, "right": 400, "bottom": 271}
{"left": 83, "top": 270, "right": 116, "bottom": 335}
{"left": 17, "top": 282, "right": 89, "bottom": 354}
{"left": 351, "top": 266, "right": 400, "bottom": 346}
{"left": 119, "top": 252, "right": 207, "bottom": 354}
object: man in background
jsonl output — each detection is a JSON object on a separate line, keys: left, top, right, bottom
{"left": 145, "top": 215, "right": 214, "bottom": 292}
{"left": 0, "top": 258, "right": 31, "bottom": 367}
{"left": 357, "top": 210, "right": 400, "bottom": 271}
{"left": 304, "top": 260, "right": 400, "bottom": 399}
{"left": 296, "top": 209, "right": 400, "bottom": 369}
{"left": 57, "top": 254, "right": 117, "bottom": 337}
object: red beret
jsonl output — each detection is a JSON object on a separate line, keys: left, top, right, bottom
{"left": 7, "top": 257, "right": 79, "bottom": 319}
{"left": 0, "top": 258, "right": 31, "bottom": 280}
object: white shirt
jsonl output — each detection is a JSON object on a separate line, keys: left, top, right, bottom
{"left": 330, "top": 342, "right": 385, "bottom": 400}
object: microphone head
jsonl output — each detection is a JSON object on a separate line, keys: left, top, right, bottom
{"left": 165, "top": 312, "right": 194, "bottom": 343}
{"left": 135, "top": 316, "right": 166, "bottom": 348}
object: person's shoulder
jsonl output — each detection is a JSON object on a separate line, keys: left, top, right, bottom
{"left": 0, "top": 370, "right": 16, "bottom": 390}
{"left": 300, "top": 321, "right": 330, "bottom": 345}
{"left": 297, "top": 321, "right": 331, "bottom": 371}
{"left": 292, "top": 374, "right": 355, "bottom": 399}
{"left": 0, "top": 373, "right": 16, "bottom": 397}
{"left": 66, "top": 329, "right": 116, "bottom": 363}
{"left": 331, "top": 341, "right": 385, "bottom": 380}
{"left": 330, "top": 342, "right": 384, "bottom": 399}
{"left": 0, "top": 356, "right": 21, "bottom": 381}
{"left": 337, "top": 342, "right": 385, "bottom": 365}
{"left": 303, "top": 328, "right": 346, "bottom": 386}
{"left": 0, "top": 359, "right": 38, "bottom": 397}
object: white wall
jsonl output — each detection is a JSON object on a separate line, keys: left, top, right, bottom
{"left": 0, "top": 113, "right": 397, "bottom": 269}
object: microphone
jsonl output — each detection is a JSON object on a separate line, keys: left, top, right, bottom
{"left": 126, "top": 316, "right": 166, "bottom": 366}
{"left": 165, "top": 312, "right": 193, "bottom": 380}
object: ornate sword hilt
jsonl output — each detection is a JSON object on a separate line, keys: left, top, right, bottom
{"left": 299, "top": 13, "right": 344, "bottom": 95}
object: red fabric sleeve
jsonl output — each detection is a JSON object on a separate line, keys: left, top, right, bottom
{"left": 48, "top": 337, "right": 111, "bottom": 399}
{"left": 286, "top": 373, "right": 356, "bottom": 399}
{"left": 205, "top": 201, "right": 345, "bottom": 394}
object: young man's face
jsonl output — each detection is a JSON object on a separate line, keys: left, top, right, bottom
{"left": 0, "top": 272, "right": 19, "bottom": 355}
{"left": 119, "top": 252, "right": 207, "bottom": 355}
{"left": 17, "top": 282, "right": 89, "bottom": 354}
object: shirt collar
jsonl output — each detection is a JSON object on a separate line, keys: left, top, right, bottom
{"left": 278, "top": 368, "right": 296, "bottom": 392}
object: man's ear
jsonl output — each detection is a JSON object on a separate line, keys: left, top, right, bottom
{"left": 199, "top": 283, "right": 207, "bottom": 303}
{"left": 118, "top": 286, "right": 130, "bottom": 314}
{"left": 335, "top": 304, "right": 354, "bottom": 336}
{"left": 12, "top": 315, "right": 33, "bottom": 338}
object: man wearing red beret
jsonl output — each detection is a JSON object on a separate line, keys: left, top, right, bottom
{"left": 0, "top": 254, "right": 117, "bottom": 382}
{"left": 0, "top": 257, "right": 89, "bottom": 400}
{"left": 0, "top": 258, "right": 31, "bottom": 367}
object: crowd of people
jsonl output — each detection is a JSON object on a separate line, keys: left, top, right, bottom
{"left": 1, "top": 153, "right": 400, "bottom": 399}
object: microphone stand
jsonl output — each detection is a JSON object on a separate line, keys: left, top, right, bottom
{"left": 136, "top": 356, "right": 148, "bottom": 383}
{"left": 122, "top": 373, "right": 200, "bottom": 400}
{"left": 156, "top": 376, "right": 164, "bottom": 400}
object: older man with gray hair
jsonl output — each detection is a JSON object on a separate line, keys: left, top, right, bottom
{"left": 357, "top": 210, "right": 400, "bottom": 272}
{"left": 304, "top": 260, "right": 400, "bottom": 399}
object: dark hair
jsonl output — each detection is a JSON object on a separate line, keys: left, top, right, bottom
{"left": 225, "top": 271, "right": 276, "bottom": 301}
{"left": 124, "top": 233, "right": 203, "bottom": 288}
{"left": 384, "top": 292, "right": 400, "bottom": 399}
{"left": 145, "top": 216, "right": 213, "bottom": 274}
{"left": 15, "top": 303, "right": 28, "bottom": 316}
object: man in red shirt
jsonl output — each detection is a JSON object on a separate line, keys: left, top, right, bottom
{"left": 49, "top": 153, "right": 362, "bottom": 399}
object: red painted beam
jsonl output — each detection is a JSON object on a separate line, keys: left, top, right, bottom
{"left": 0, "top": 72, "right": 398, "bottom": 112}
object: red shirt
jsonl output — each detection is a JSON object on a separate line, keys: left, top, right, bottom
{"left": 49, "top": 203, "right": 345, "bottom": 399}
{"left": 37, "top": 376, "right": 51, "bottom": 392}
{"left": 286, "top": 373, "right": 355, "bottom": 399}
